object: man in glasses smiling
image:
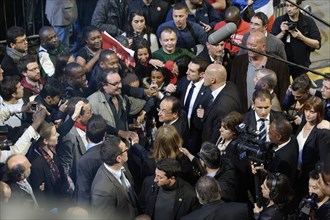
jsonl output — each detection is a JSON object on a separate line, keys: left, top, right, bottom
{"left": 88, "top": 68, "right": 147, "bottom": 142}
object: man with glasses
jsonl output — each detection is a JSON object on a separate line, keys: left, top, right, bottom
{"left": 88, "top": 68, "right": 146, "bottom": 142}
{"left": 238, "top": 12, "right": 287, "bottom": 60}
{"left": 157, "top": 96, "right": 189, "bottom": 146}
{"left": 18, "top": 55, "right": 44, "bottom": 103}
{"left": 91, "top": 135, "right": 139, "bottom": 219}
{"left": 271, "top": 0, "right": 321, "bottom": 79}
{"left": 1, "top": 26, "right": 28, "bottom": 78}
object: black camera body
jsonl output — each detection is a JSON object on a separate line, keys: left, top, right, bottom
{"left": 61, "top": 91, "right": 72, "bottom": 103}
{"left": 0, "top": 125, "right": 12, "bottom": 150}
{"left": 232, "top": 123, "right": 277, "bottom": 164}
{"left": 31, "top": 103, "right": 39, "bottom": 111}
{"left": 287, "top": 21, "right": 297, "bottom": 30}
{"left": 298, "top": 193, "right": 318, "bottom": 219}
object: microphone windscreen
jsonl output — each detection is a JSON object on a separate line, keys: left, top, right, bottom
{"left": 207, "top": 22, "right": 237, "bottom": 45}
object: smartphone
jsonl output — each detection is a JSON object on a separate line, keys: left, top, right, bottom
{"left": 31, "top": 104, "right": 39, "bottom": 111}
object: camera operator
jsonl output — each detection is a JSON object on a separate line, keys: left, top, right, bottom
{"left": 0, "top": 108, "right": 46, "bottom": 163}
{"left": 253, "top": 173, "right": 295, "bottom": 220}
{"left": 306, "top": 169, "right": 330, "bottom": 219}
{"left": 317, "top": 153, "right": 330, "bottom": 219}
{"left": 271, "top": 0, "right": 321, "bottom": 79}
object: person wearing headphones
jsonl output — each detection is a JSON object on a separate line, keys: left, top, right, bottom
{"left": 254, "top": 173, "right": 294, "bottom": 220}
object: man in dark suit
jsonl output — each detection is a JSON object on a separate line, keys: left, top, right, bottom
{"left": 181, "top": 175, "right": 250, "bottom": 220}
{"left": 139, "top": 158, "right": 199, "bottom": 220}
{"left": 158, "top": 96, "right": 189, "bottom": 145}
{"left": 268, "top": 118, "right": 299, "bottom": 184}
{"left": 244, "top": 89, "right": 284, "bottom": 142}
{"left": 231, "top": 31, "right": 290, "bottom": 113}
{"left": 176, "top": 58, "right": 212, "bottom": 154}
{"left": 91, "top": 135, "right": 138, "bottom": 219}
{"left": 76, "top": 114, "right": 107, "bottom": 210}
{"left": 57, "top": 97, "right": 93, "bottom": 183}
{"left": 198, "top": 63, "right": 241, "bottom": 144}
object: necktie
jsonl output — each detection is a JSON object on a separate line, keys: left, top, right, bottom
{"left": 120, "top": 169, "right": 140, "bottom": 210}
{"left": 120, "top": 169, "right": 128, "bottom": 192}
{"left": 259, "top": 119, "right": 267, "bottom": 142}
{"left": 184, "top": 83, "right": 195, "bottom": 113}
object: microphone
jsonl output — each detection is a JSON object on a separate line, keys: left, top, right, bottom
{"left": 207, "top": 22, "right": 237, "bottom": 45}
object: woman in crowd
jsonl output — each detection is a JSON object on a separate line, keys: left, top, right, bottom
{"left": 125, "top": 10, "right": 159, "bottom": 53}
{"left": 75, "top": 25, "right": 102, "bottom": 80}
{"left": 295, "top": 96, "right": 330, "bottom": 198}
{"left": 53, "top": 50, "right": 75, "bottom": 84}
{"left": 171, "top": 55, "right": 192, "bottom": 85}
{"left": 131, "top": 38, "right": 164, "bottom": 83}
{"left": 28, "top": 121, "right": 72, "bottom": 210}
{"left": 131, "top": 124, "right": 196, "bottom": 185}
{"left": 254, "top": 173, "right": 294, "bottom": 220}
{"left": 143, "top": 67, "right": 170, "bottom": 98}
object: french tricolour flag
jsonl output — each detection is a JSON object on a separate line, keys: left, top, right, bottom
{"left": 253, "top": 0, "right": 275, "bottom": 31}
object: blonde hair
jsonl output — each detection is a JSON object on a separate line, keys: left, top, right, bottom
{"left": 152, "top": 125, "right": 183, "bottom": 162}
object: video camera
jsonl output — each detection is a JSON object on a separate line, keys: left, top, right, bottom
{"left": 298, "top": 193, "right": 318, "bottom": 220}
{"left": 232, "top": 123, "right": 277, "bottom": 164}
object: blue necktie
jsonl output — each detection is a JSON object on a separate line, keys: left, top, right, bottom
{"left": 184, "top": 83, "right": 195, "bottom": 113}
{"left": 259, "top": 119, "right": 267, "bottom": 142}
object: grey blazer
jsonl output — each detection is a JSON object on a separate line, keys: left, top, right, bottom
{"left": 91, "top": 164, "right": 137, "bottom": 219}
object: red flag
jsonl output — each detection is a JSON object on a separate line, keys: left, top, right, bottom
{"left": 101, "top": 32, "right": 136, "bottom": 67}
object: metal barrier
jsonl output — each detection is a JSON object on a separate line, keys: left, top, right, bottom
{"left": 0, "top": 0, "right": 312, "bottom": 44}
{"left": 0, "top": 0, "right": 48, "bottom": 43}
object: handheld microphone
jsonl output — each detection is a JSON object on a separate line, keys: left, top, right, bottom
{"left": 207, "top": 22, "right": 237, "bottom": 45}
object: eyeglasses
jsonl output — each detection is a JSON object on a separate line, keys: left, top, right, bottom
{"left": 157, "top": 108, "right": 172, "bottom": 115}
{"left": 107, "top": 81, "right": 122, "bottom": 87}
{"left": 116, "top": 148, "right": 128, "bottom": 157}
{"left": 27, "top": 67, "right": 39, "bottom": 72}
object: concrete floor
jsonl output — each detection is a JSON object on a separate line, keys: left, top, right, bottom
{"left": 303, "top": 0, "right": 330, "bottom": 69}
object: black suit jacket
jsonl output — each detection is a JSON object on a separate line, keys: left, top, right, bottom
{"left": 267, "top": 136, "right": 299, "bottom": 185}
{"left": 295, "top": 122, "right": 330, "bottom": 197}
{"left": 171, "top": 111, "right": 190, "bottom": 147}
{"left": 202, "top": 82, "right": 241, "bottom": 143}
{"left": 176, "top": 77, "right": 212, "bottom": 153}
{"left": 140, "top": 176, "right": 199, "bottom": 220}
{"left": 76, "top": 143, "right": 103, "bottom": 209}
{"left": 243, "top": 110, "right": 284, "bottom": 135}
{"left": 181, "top": 200, "right": 250, "bottom": 220}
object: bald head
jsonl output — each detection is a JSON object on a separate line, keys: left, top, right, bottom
{"left": 204, "top": 64, "right": 227, "bottom": 90}
{"left": 248, "top": 31, "right": 266, "bottom": 46}
{"left": 6, "top": 155, "right": 31, "bottom": 181}
{"left": 225, "top": 6, "right": 241, "bottom": 24}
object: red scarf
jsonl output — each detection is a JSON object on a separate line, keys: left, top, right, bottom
{"left": 74, "top": 122, "right": 86, "bottom": 132}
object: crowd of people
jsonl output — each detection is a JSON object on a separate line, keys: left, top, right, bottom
{"left": 0, "top": 0, "right": 329, "bottom": 219}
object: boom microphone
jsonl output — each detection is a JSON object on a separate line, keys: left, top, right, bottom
{"left": 208, "top": 22, "right": 237, "bottom": 45}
